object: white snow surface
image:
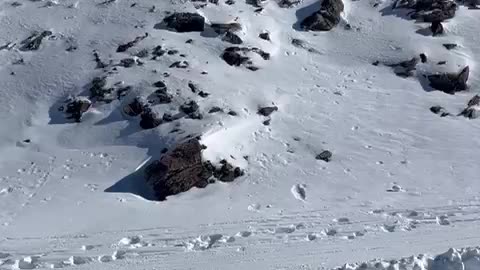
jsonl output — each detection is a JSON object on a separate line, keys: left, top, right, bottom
{"left": 0, "top": 0, "right": 480, "bottom": 269}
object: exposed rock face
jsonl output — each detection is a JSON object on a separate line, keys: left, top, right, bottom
{"left": 387, "top": 57, "right": 419, "bottom": 77}
{"left": 316, "top": 150, "right": 332, "bottom": 162}
{"left": 257, "top": 106, "right": 278, "bottom": 116}
{"left": 65, "top": 97, "right": 91, "bottom": 122}
{"left": 20, "top": 30, "right": 52, "bottom": 51}
{"left": 140, "top": 108, "right": 162, "bottom": 129}
{"left": 394, "top": 0, "right": 457, "bottom": 22}
{"left": 144, "top": 139, "right": 244, "bottom": 201}
{"left": 221, "top": 47, "right": 270, "bottom": 69}
{"left": 427, "top": 66, "right": 469, "bottom": 94}
{"left": 300, "top": 0, "right": 344, "bottom": 31}
{"left": 162, "top": 12, "right": 205, "bottom": 32}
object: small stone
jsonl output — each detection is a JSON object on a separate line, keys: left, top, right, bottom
{"left": 315, "top": 150, "right": 332, "bottom": 162}
{"left": 209, "top": 107, "right": 223, "bottom": 113}
{"left": 259, "top": 32, "right": 270, "bottom": 41}
{"left": 443, "top": 43, "right": 457, "bottom": 50}
{"left": 419, "top": 53, "right": 427, "bottom": 63}
{"left": 228, "top": 110, "right": 238, "bottom": 116}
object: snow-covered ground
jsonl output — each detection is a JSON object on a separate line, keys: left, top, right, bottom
{"left": 1, "top": 0, "right": 480, "bottom": 269}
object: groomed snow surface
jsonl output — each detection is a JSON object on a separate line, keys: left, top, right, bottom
{"left": 1, "top": 0, "right": 480, "bottom": 269}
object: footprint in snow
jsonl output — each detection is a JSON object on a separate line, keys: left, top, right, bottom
{"left": 291, "top": 184, "right": 306, "bottom": 201}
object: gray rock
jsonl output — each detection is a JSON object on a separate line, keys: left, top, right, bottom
{"left": 300, "top": 0, "right": 344, "bottom": 31}
{"left": 257, "top": 106, "right": 278, "bottom": 116}
{"left": 140, "top": 108, "right": 162, "bottom": 129}
{"left": 20, "top": 31, "right": 53, "bottom": 51}
{"left": 145, "top": 139, "right": 244, "bottom": 200}
{"left": 316, "top": 150, "right": 332, "bottom": 162}
{"left": 222, "top": 31, "right": 243, "bottom": 44}
{"left": 427, "top": 66, "right": 469, "bottom": 94}
{"left": 430, "top": 105, "right": 450, "bottom": 117}
{"left": 161, "top": 12, "right": 205, "bottom": 32}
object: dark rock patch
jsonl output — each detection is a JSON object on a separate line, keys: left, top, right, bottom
{"left": 123, "top": 97, "right": 146, "bottom": 117}
{"left": 386, "top": 57, "right": 419, "bottom": 77}
{"left": 300, "top": 0, "right": 344, "bottom": 31}
{"left": 430, "top": 105, "right": 450, "bottom": 117}
{"left": 145, "top": 139, "right": 244, "bottom": 200}
{"left": 20, "top": 31, "right": 52, "bottom": 51}
{"left": 140, "top": 108, "right": 162, "bottom": 129}
{"left": 222, "top": 31, "right": 243, "bottom": 44}
{"left": 210, "top": 23, "right": 242, "bottom": 34}
{"left": 443, "top": 43, "right": 457, "bottom": 50}
{"left": 277, "top": 0, "right": 302, "bottom": 8}
{"left": 431, "top": 21, "right": 444, "bottom": 36}
{"left": 116, "top": 33, "right": 148, "bottom": 53}
{"left": 257, "top": 106, "right": 278, "bottom": 116}
{"left": 170, "top": 61, "right": 189, "bottom": 68}
{"left": 160, "top": 12, "right": 205, "bottom": 32}
{"left": 64, "top": 97, "right": 92, "bottom": 122}
{"left": 259, "top": 32, "right": 271, "bottom": 41}
{"left": 209, "top": 106, "right": 223, "bottom": 113}
{"left": 316, "top": 150, "right": 332, "bottom": 162}
{"left": 393, "top": 0, "right": 457, "bottom": 22}
{"left": 427, "top": 66, "right": 469, "bottom": 94}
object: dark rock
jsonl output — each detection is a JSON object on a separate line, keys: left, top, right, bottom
{"left": 140, "top": 108, "right": 162, "bottom": 129}
{"left": 259, "top": 32, "right": 271, "bottom": 41}
{"left": 431, "top": 21, "right": 444, "bottom": 36}
{"left": 210, "top": 23, "right": 242, "bottom": 34}
{"left": 228, "top": 110, "right": 238, "bottom": 116}
{"left": 222, "top": 31, "right": 243, "bottom": 44}
{"left": 222, "top": 51, "right": 249, "bottom": 66}
{"left": 65, "top": 97, "right": 92, "bottom": 122}
{"left": 188, "top": 82, "right": 199, "bottom": 93}
{"left": 119, "top": 58, "right": 136, "bottom": 68}
{"left": 225, "top": 0, "right": 235, "bottom": 4}
{"left": 263, "top": 119, "right": 271, "bottom": 125}
{"left": 169, "top": 61, "right": 189, "bottom": 68}
{"left": 136, "top": 49, "right": 150, "bottom": 58}
{"left": 278, "top": 0, "right": 302, "bottom": 8}
{"left": 198, "top": 91, "right": 210, "bottom": 98}
{"left": 430, "top": 105, "right": 450, "bottom": 117}
{"left": 23, "top": 139, "right": 31, "bottom": 143}
{"left": 180, "top": 101, "right": 200, "bottom": 115}
{"left": 395, "top": 0, "right": 457, "bottom": 22}
{"left": 161, "top": 12, "right": 205, "bottom": 32}
{"left": 387, "top": 57, "right": 419, "bottom": 77}
{"left": 145, "top": 139, "right": 244, "bottom": 200}
{"left": 372, "top": 60, "right": 380, "bottom": 66}
{"left": 153, "top": 81, "right": 167, "bottom": 89}
{"left": 93, "top": 51, "right": 108, "bottom": 69}
{"left": 427, "top": 66, "right": 469, "bottom": 94}
{"left": 116, "top": 33, "right": 148, "bottom": 53}
{"left": 123, "top": 97, "right": 146, "bottom": 116}
{"left": 258, "top": 106, "right": 278, "bottom": 116}
{"left": 437, "top": 61, "right": 447, "bottom": 65}
{"left": 20, "top": 31, "right": 52, "bottom": 51}
{"left": 443, "top": 43, "right": 457, "bottom": 50}
{"left": 209, "top": 106, "right": 223, "bottom": 113}
{"left": 467, "top": 95, "right": 480, "bottom": 107}
{"left": 153, "top": 88, "right": 173, "bottom": 104}
{"left": 300, "top": 0, "right": 344, "bottom": 31}
{"left": 152, "top": 45, "right": 166, "bottom": 57}
{"left": 316, "top": 150, "right": 332, "bottom": 162}
{"left": 89, "top": 76, "right": 111, "bottom": 100}
{"left": 420, "top": 53, "right": 427, "bottom": 63}
{"left": 246, "top": 66, "right": 260, "bottom": 71}
{"left": 186, "top": 39, "right": 194, "bottom": 44}
{"left": 221, "top": 46, "right": 270, "bottom": 67}
{"left": 167, "top": 50, "right": 179, "bottom": 55}
{"left": 162, "top": 113, "right": 174, "bottom": 122}
{"left": 459, "top": 107, "right": 479, "bottom": 119}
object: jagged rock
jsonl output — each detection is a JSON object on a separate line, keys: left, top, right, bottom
{"left": 153, "top": 81, "right": 167, "bottom": 90}
{"left": 222, "top": 31, "right": 243, "bottom": 44}
{"left": 430, "top": 105, "right": 450, "bottom": 117}
{"left": 89, "top": 76, "right": 112, "bottom": 100}
{"left": 153, "top": 88, "right": 173, "bottom": 104}
{"left": 427, "top": 66, "right": 469, "bottom": 94}
{"left": 209, "top": 106, "right": 223, "bottom": 113}
{"left": 152, "top": 45, "right": 166, "bottom": 57}
{"left": 20, "top": 31, "right": 52, "bottom": 51}
{"left": 221, "top": 47, "right": 270, "bottom": 68}
{"left": 225, "top": 0, "right": 235, "bottom": 4}
{"left": 459, "top": 95, "right": 480, "bottom": 119}
{"left": 443, "top": 43, "right": 457, "bottom": 50}
{"left": 257, "top": 106, "right": 278, "bottom": 116}
{"left": 395, "top": 0, "right": 457, "bottom": 22}
{"left": 387, "top": 57, "right": 419, "bottom": 77}
{"left": 467, "top": 95, "right": 480, "bottom": 107}
{"left": 140, "top": 108, "right": 162, "bottom": 129}
{"left": 277, "top": 0, "right": 302, "bottom": 7}
{"left": 210, "top": 23, "right": 242, "bottom": 34}
{"left": 119, "top": 58, "right": 136, "bottom": 68}
{"left": 180, "top": 101, "right": 199, "bottom": 115}
{"left": 259, "top": 32, "right": 271, "bottom": 41}
{"left": 431, "top": 21, "right": 444, "bottom": 36}
{"left": 316, "top": 150, "right": 332, "bottom": 162}
{"left": 420, "top": 53, "right": 428, "bottom": 63}
{"left": 145, "top": 139, "right": 244, "bottom": 200}
{"left": 300, "top": 0, "right": 344, "bottom": 31}
{"left": 116, "top": 33, "right": 148, "bottom": 53}
{"left": 169, "top": 61, "right": 189, "bottom": 68}
{"left": 161, "top": 12, "right": 205, "bottom": 32}
{"left": 65, "top": 97, "right": 91, "bottom": 122}
{"left": 123, "top": 97, "right": 146, "bottom": 116}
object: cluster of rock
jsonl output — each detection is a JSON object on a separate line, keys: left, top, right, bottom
{"left": 431, "top": 94, "right": 480, "bottom": 119}
{"left": 144, "top": 139, "right": 244, "bottom": 201}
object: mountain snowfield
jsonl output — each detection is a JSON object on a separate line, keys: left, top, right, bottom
{"left": 1, "top": 0, "right": 480, "bottom": 269}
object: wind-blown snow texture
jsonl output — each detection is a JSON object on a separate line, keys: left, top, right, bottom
{"left": 0, "top": 0, "right": 480, "bottom": 269}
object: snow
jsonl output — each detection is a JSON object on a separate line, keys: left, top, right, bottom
{"left": 0, "top": 0, "right": 480, "bottom": 269}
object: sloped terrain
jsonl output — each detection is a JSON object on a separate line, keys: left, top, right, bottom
{"left": 0, "top": 0, "right": 480, "bottom": 269}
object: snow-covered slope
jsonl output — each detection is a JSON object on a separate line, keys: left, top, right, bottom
{"left": 1, "top": 0, "right": 480, "bottom": 269}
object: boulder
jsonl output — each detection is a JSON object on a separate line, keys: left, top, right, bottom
{"left": 162, "top": 12, "right": 205, "bottom": 32}
{"left": 222, "top": 31, "right": 243, "bottom": 44}
{"left": 123, "top": 97, "right": 146, "bottom": 116}
{"left": 257, "top": 106, "right": 278, "bottom": 116}
{"left": 140, "top": 108, "right": 162, "bottom": 129}
{"left": 145, "top": 139, "right": 244, "bottom": 200}
{"left": 65, "top": 97, "right": 92, "bottom": 122}
{"left": 427, "top": 66, "right": 469, "bottom": 94}
{"left": 430, "top": 105, "right": 450, "bottom": 117}
{"left": 316, "top": 150, "right": 332, "bottom": 162}
{"left": 300, "top": 0, "right": 344, "bottom": 31}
